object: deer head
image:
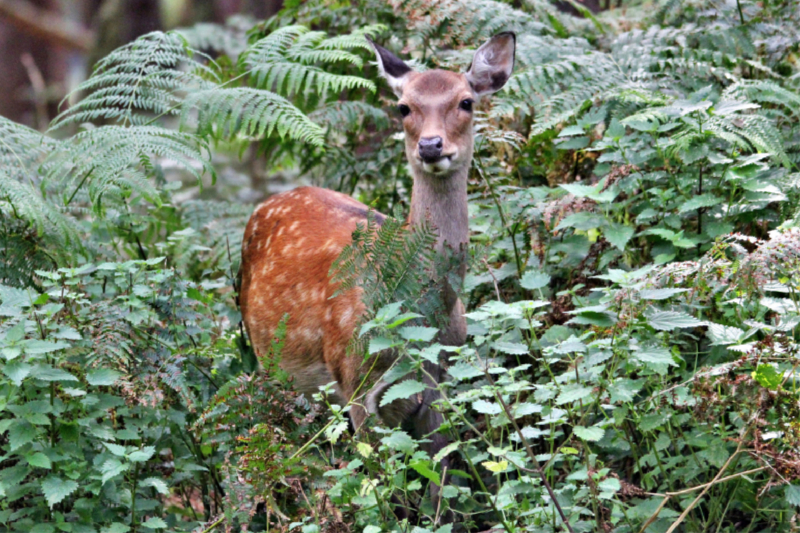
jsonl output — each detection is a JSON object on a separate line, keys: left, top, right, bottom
{"left": 367, "top": 33, "right": 516, "bottom": 177}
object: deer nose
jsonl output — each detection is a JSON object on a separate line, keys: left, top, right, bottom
{"left": 418, "top": 136, "right": 443, "bottom": 162}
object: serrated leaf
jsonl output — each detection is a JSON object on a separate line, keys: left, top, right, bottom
{"left": 101, "top": 523, "right": 130, "bottom": 533}
{"left": 604, "top": 223, "right": 634, "bottom": 251}
{"left": 33, "top": 365, "right": 78, "bottom": 382}
{"left": 638, "top": 288, "right": 688, "bottom": 300}
{"left": 8, "top": 419, "right": 36, "bottom": 450}
{"left": 3, "top": 361, "right": 33, "bottom": 386}
{"left": 634, "top": 346, "right": 677, "bottom": 366}
{"left": 492, "top": 341, "right": 528, "bottom": 355}
{"left": 141, "top": 518, "right": 167, "bottom": 529}
{"left": 368, "top": 336, "right": 398, "bottom": 355}
{"left": 556, "top": 385, "right": 593, "bottom": 405}
{"left": 398, "top": 326, "right": 438, "bottom": 342}
{"left": 140, "top": 477, "right": 169, "bottom": 495}
{"left": 482, "top": 460, "right": 508, "bottom": 473}
{"left": 128, "top": 446, "right": 156, "bottom": 462}
{"left": 103, "top": 442, "right": 128, "bottom": 457}
{"left": 41, "top": 476, "right": 78, "bottom": 507}
{"left": 24, "top": 340, "right": 70, "bottom": 354}
{"left": 473, "top": 400, "right": 503, "bottom": 415}
{"left": 646, "top": 311, "right": 703, "bottom": 330}
{"left": 678, "top": 193, "right": 723, "bottom": 214}
{"left": 707, "top": 323, "right": 745, "bottom": 345}
{"left": 379, "top": 380, "right": 425, "bottom": 407}
{"left": 26, "top": 452, "right": 52, "bottom": 469}
{"left": 409, "top": 459, "right": 441, "bottom": 486}
{"left": 520, "top": 270, "right": 551, "bottom": 290}
{"left": 101, "top": 458, "right": 129, "bottom": 483}
{"left": 380, "top": 430, "right": 416, "bottom": 454}
{"left": 573, "top": 426, "right": 605, "bottom": 441}
{"left": 786, "top": 484, "right": 800, "bottom": 507}
{"left": 86, "top": 368, "right": 123, "bottom": 387}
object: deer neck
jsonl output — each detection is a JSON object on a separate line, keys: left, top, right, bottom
{"left": 407, "top": 164, "right": 469, "bottom": 347}
{"left": 407, "top": 164, "right": 469, "bottom": 255}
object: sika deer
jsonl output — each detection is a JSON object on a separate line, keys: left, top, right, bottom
{"left": 239, "top": 33, "right": 515, "bottom": 453}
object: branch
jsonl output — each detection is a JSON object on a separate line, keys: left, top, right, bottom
{"left": 0, "top": 0, "right": 94, "bottom": 51}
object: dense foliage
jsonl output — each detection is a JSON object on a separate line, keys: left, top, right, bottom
{"left": 2, "top": 0, "right": 800, "bottom": 531}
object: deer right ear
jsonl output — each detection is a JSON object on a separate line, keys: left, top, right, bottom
{"left": 366, "top": 37, "right": 412, "bottom": 98}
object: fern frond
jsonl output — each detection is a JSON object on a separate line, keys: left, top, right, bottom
{"left": 46, "top": 126, "right": 213, "bottom": 212}
{"left": 309, "top": 101, "right": 389, "bottom": 133}
{"left": 51, "top": 32, "right": 216, "bottom": 129}
{"left": 176, "top": 14, "right": 256, "bottom": 59}
{"left": 182, "top": 88, "right": 324, "bottom": 146}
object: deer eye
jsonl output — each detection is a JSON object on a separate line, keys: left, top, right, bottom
{"left": 398, "top": 104, "right": 411, "bottom": 117}
{"left": 459, "top": 99, "right": 474, "bottom": 112}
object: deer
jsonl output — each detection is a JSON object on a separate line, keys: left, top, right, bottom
{"left": 239, "top": 32, "right": 515, "bottom": 461}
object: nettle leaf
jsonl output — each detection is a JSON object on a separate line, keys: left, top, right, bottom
{"left": 380, "top": 430, "right": 416, "bottom": 454}
{"left": 3, "top": 361, "right": 33, "bottom": 386}
{"left": 87, "top": 368, "right": 123, "bottom": 386}
{"left": 23, "top": 340, "right": 70, "bottom": 355}
{"left": 786, "top": 484, "right": 800, "bottom": 507}
{"left": 41, "top": 476, "right": 79, "bottom": 507}
{"left": 26, "top": 452, "right": 52, "bottom": 469}
{"left": 707, "top": 323, "right": 745, "bottom": 345}
{"left": 8, "top": 419, "right": 37, "bottom": 451}
{"left": 574, "top": 426, "right": 605, "bottom": 441}
{"left": 604, "top": 223, "right": 634, "bottom": 251}
{"left": 473, "top": 400, "right": 503, "bottom": 415}
{"left": 379, "top": 380, "right": 426, "bottom": 407}
{"left": 678, "top": 193, "right": 723, "bottom": 214}
{"left": 634, "top": 346, "right": 677, "bottom": 367}
{"left": 32, "top": 365, "right": 78, "bottom": 382}
{"left": 128, "top": 446, "right": 156, "bottom": 462}
{"left": 101, "top": 523, "right": 130, "bottom": 533}
{"left": 141, "top": 517, "right": 167, "bottom": 529}
{"left": 368, "top": 336, "right": 398, "bottom": 354}
{"left": 409, "top": 459, "right": 441, "bottom": 486}
{"left": 638, "top": 288, "right": 688, "bottom": 300}
{"left": 520, "top": 270, "right": 551, "bottom": 290}
{"left": 556, "top": 385, "right": 594, "bottom": 405}
{"left": 492, "top": 341, "right": 528, "bottom": 355}
{"left": 646, "top": 310, "right": 704, "bottom": 330}
{"left": 398, "top": 326, "right": 438, "bottom": 342}
{"left": 103, "top": 442, "right": 128, "bottom": 457}
{"left": 101, "top": 458, "right": 129, "bottom": 483}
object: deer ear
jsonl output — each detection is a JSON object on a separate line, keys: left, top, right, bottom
{"left": 466, "top": 32, "right": 516, "bottom": 97}
{"left": 366, "top": 36, "right": 413, "bottom": 98}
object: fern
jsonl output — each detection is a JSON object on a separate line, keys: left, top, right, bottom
{"left": 243, "top": 25, "right": 377, "bottom": 104}
{"left": 51, "top": 32, "right": 216, "bottom": 129}
{"left": 182, "top": 88, "right": 325, "bottom": 146}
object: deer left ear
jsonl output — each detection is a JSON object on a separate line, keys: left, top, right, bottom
{"left": 366, "top": 36, "right": 413, "bottom": 98}
{"left": 466, "top": 32, "right": 516, "bottom": 97}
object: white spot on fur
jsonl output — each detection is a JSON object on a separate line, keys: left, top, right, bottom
{"left": 339, "top": 307, "right": 354, "bottom": 329}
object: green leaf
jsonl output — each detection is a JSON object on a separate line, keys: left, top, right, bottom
{"left": 31, "top": 525, "right": 55, "bottom": 533}
{"left": 8, "top": 419, "right": 37, "bottom": 451}
{"left": 33, "top": 365, "right": 78, "bottom": 382}
{"left": 752, "top": 364, "right": 782, "bottom": 390}
{"left": 86, "top": 369, "right": 123, "bottom": 387}
{"left": 398, "top": 326, "right": 438, "bottom": 342}
{"left": 379, "top": 380, "right": 426, "bottom": 407}
{"left": 139, "top": 477, "right": 169, "bottom": 495}
{"left": 4, "top": 321, "right": 26, "bottom": 343}
{"left": 41, "top": 476, "right": 79, "bottom": 507}
{"left": 128, "top": 446, "right": 156, "bottom": 462}
{"left": 26, "top": 452, "right": 52, "bottom": 469}
{"left": 634, "top": 346, "right": 677, "bottom": 367}
{"left": 520, "top": 270, "right": 551, "bottom": 291}
{"left": 3, "top": 361, "right": 33, "bottom": 386}
{"left": 604, "top": 223, "right": 634, "bottom": 251}
{"left": 141, "top": 518, "right": 167, "bottom": 530}
{"left": 556, "top": 385, "right": 593, "bottom": 405}
{"left": 574, "top": 426, "right": 605, "bottom": 441}
{"left": 646, "top": 311, "right": 703, "bottom": 330}
{"left": 100, "top": 524, "right": 130, "bottom": 533}
{"left": 103, "top": 442, "right": 128, "bottom": 457}
{"left": 785, "top": 484, "right": 800, "bottom": 507}
{"left": 473, "top": 400, "right": 503, "bottom": 415}
{"left": 368, "top": 336, "right": 398, "bottom": 355}
{"left": 380, "top": 430, "right": 416, "bottom": 454}
{"left": 101, "top": 458, "right": 129, "bottom": 483}
{"left": 638, "top": 288, "right": 688, "bottom": 300}
{"left": 409, "top": 459, "right": 441, "bottom": 486}
{"left": 24, "top": 340, "right": 70, "bottom": 355}
{"left": 492, "top": 341, "right": 528, "bottom": 355}
{"left": 677, "top": 193, "right": 723, "bottom": 214}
